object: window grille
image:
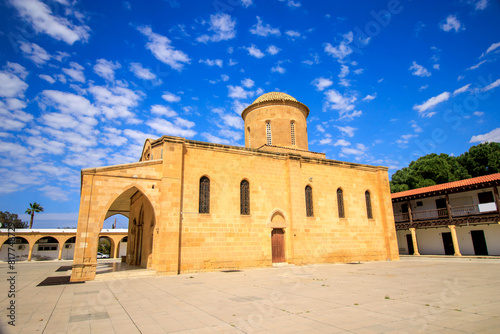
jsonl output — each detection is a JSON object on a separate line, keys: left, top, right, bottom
{"left": 365, "top": 190, "right": 373, "bottom": 219}
{"left": 337, "top": 188, "right": 345, "bottom": 218}
{"left": 199, "top": 176, "right": 210, "bottom": 213}
{"left": 266, "top": 121, "right": 272, "bottom": 145}
{"left": 240, "top": 180, "right": 250, "bottom": 215}
{"left": 305, "top": 186, "right": 314, "bottom": 217}
{"left": 291, "top": 122, "right": 296, "bottom": 145}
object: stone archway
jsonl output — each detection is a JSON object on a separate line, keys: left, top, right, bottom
{"left": 0, "top": 237, "right": 29, "bottom": 261}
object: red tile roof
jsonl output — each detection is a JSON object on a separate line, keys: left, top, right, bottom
{"left": 391, "top": 173, "right": 500, "bottom": 200}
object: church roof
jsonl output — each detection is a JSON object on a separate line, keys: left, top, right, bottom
{"left": 251, "top": 92, "right": 298, "bottom": 105}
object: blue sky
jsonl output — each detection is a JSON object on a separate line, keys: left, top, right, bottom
{"left": 0, "top": 0, "right": 499, "bottom": 229}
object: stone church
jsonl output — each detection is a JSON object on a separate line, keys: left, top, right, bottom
{"left": 71, "top": 92, "right": 399, "bottom": 282}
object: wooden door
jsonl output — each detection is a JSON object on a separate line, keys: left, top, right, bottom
{"left": 441, "top": 232, "right": 454, "bottom": 255}
{"left": 471, "top": 230, "right": 488, "bottom": 255}
{"left": 271, "top": 229, "right": 285, "bottom": 263}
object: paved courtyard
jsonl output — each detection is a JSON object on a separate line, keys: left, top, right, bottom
{"left": 0, "top": 257, "right": 499, "bottom": 333}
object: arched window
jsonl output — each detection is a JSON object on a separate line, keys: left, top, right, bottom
{"left": 365, "top": 190, "right": 373, "bottom": 219}
{"left": 199, "top": 176, "right": 210, "bottom": 213}
{"left": 266, "top": 121, "right": 272, "bottom": 145}
{"left": 290, "top": 122, "right": 296, "bottom": 146}
{"left": 305, "top": 185, "right": 313, "bottom": 217}
{"left": 337, "top": 188, "right": 345, "bottom": 218}
{"left": 240, "top": 180, "right": 250, "bottom": 215}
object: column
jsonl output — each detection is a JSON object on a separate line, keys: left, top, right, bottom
{"left": 445, "top": 194, "right": 453, "bottom": 220}
{"left": 448, "top": 225, "right": 462, "bottom": 256}
{"left": 409, "top": 227, "right": 420, "bottom": 256}
{"left": 57, "top": 243, "right": 63, "bottom": 260}
{"left": 407, "top": 200, "right": 413, "bottom": 224}
{"left": 113, "top": 241, "right": 120, "bottom": 258}
{"left": 27, "top": 243, "right": 34, "bottom": 261}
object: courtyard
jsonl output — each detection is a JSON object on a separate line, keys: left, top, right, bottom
{"left": 0, "top": 257, "right": 499, "bottom": 333}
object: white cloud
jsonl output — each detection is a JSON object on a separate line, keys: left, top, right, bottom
{"left": 440, "top": 15, "right": 463, "bottom": 32}
{"left": 453, "top": 84, "right": 471, "bottom": 96}
{"left": 319, "top": 138, "right": 332, "bottom": 145}
{"left": 470, "top": 128, "right": 500, "bottom": 143}
{"left": 162, "top": 91, "right": 181, "bottom": 103}
{"left": 4, "top": 62, "right": 28, "bottom": 79}
{"left": 201, "top": 133, "right": 230, "bottom": 145}
{"left": 473, "top": 111, "right": 484, "bottom": 117}
{"left": 62, "top": 62, "right": 85, "bottom": 82}
{"left": 228, "top": 85, "right": 254, "bottom": 99}
{"left": 334, "top": 139, "right": 350, "bottom": 147}
{"left": 433, "top": 64, "right": 440, "bottom": 70}
{"left": 241, "top": 0, "right": 253, "bottom": 8}
{"left": 241, "top": 78, "right": 254, "bottom": 88}
{"left": 413, "top": 91, "right": 450, "bottom": 116}
{"left": 18, "top": 41, "right": 50, "bottom": 65}
{"left": 362, "top": 94, "right": 377, "bottom": 101}
{"left": 409, "top": 61, "right": 431, "bottom": 77}
{"left": 197, "top": 13, "right": 236, "bottom": 43}
{"left": 482, "top": 41, "right": 500, "bottom": 58}
{"left": 88, "top": 86, "right": 142, "bottom": 121}
{"left": 323, "top": 89, "right": 361, "bottom": 120}
{"left": 129, "top": 62, "right": 160, "bottom": 85}
{"left": 9, "top": 0, "right": 90, "bottom": 44}
{"left": 0, "top": 71, "right": 28, "bottom": 98}
{"left": 199, "top": 59, "right": 223, "bottom": 67}
{"left": 338, "top": 65, "right": 349, "bottom": 78}
{"left": 324, "top": 41, "right": 352, "bottom": 61}
{"left": 396, "top": 134, "right": 418, "bottom": 146}
{"left": 312, "top": 77, "right": 333, "bottom": 91}
{"left": 336, "top": 126, "right": 356, "bottom": 137}
{"left": 221, "top": 74, "right": 229, "bottom": 81}
{"left": 279, "top": 0, "right": 301, "bottom": 7}
{"left": 285, "top": 30, "right": 301, "bottom": 38}
{"left": 467, "top": 60, "right": 487, "bottom": 70}
{"left": 147, "top": 117, "right": 197, "bottom": 138}
{"left": 39, "top": 74, "right": 55, "bottom": 84}
{"left": 341, "top": 143, "right": 367, "bottom": 157}
{"left": 250, "top": 16, "right": 280, "bottom": 37}
{"left": 93, "top": 59, "right": 121, "bottom": 81}
{"left": 41, "top": 90, "right": 98, "bottom": 117}
{"left": 482, "top": 78, "right": 500, "bottom": 92}
{"left": 267, "top": 45, "right": 280, "bottom": 55}
{"left": 316, "top": 125, "right": 325, "bottom": 133}
{"left": 151, "top": 105, "right": 177, "bottom": 117}
{"left": 271, "top": 63, "right": 285, "bottom": 74}
{"left": 246, "top": 45, "right": 265, "bottom": 58}
{"left": 138, "top": 25, "right": 190, "bottom": 71}
{"left": 410, "top": 120, "right": 423, "bottom": 133}
{"left": 474, "top": 0, "right": 488, "bottom": 10}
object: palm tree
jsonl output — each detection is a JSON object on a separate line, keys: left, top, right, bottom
{"left": 26, "top": 202, "right": 44, "bottom": 229}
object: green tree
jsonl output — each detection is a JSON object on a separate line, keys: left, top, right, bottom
{"left": 457, "top": 142, "right": 500, "bottom": 177}
{"left": 0, "top": 211, "right": 28, "bottom": 228}
{"left": 98, "top": 237, "right": 111, "bottom": 254}
{"left": 25, "top": 202, "right": 44, "bottom": 229}
{"left": 390, "top": 153, "right": 471, "bottom": 193}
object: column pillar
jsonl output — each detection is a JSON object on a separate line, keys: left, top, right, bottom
{"left": 57, "top": 243, "right": 63, "bottom": 260}
{"left": 27, "top": 243, "right": 34, "bottom": 261}
{"left": 407, "top": 200, "right": 413, "bottom": 224}
{"left": 113, "top": 241, "right": 120, "bottom": 258}
{"left": 409, "top": 227, "right": 420, "bottom": 256}
{"left": 448, "top": 225, "right": 462, "bottom": 256}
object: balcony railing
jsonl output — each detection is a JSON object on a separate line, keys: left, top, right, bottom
{"left": 394, "top": 203, "right": 497, "bottom": 222}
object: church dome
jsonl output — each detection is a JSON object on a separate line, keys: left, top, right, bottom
{"left": 251, "top": 92, "right": 298, "bottom": 105}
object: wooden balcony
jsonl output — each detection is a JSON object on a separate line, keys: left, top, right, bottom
{"left": 394, "top": 203, "right": 499, "bottom": 230}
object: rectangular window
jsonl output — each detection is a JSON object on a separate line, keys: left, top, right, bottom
{"left": 266, "top": 122, "right": 272, "bottom": 146}
{"left": 291, "top": 122, "right": 296, "bottom": 146}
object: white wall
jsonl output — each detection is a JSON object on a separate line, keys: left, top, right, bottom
{"left": 456, "top": 224, "right": 500, "bottom": 255}
{"left": 0, "top": 243, "right": 29, "bottom": 261}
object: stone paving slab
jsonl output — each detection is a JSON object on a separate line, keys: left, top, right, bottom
{"left": 0, "top": 258, "right": 499, "bottom": 333}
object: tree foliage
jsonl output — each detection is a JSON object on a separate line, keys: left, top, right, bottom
{"left": 26, "top": 202, "right": 44, "bottom": 229}
{"left": 390, "top": 143, "right": 500, "bottom": 193}
{"left": 0, "top": 211, "right": 28, "bottom": 229}
{"left": 457, "top": 142, "right": 500, "bottom": 177}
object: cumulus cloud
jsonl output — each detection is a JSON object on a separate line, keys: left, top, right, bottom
{"left": 285, "top": 30, "right": 301, "bottom": 38}
{"left": 312, "top": 77, "right": 333, "bottom": 91}
{"left": 334, "top": 139, "right": 350, "bottom": 147}
{"left": 473, "top": 0, "right": 488, "bottom": 10}
{"left": 241, "top": 0, "right": 253, "bottom": 8}
{"left": 18, "top": 41, "right": 51, "bottom": 65}
{"left": 241, "top": 78, "right": 254, "bottom": 88}
{"left": 62, "top": 62, "right": 85, "bottom": 82}
{"left": 271, "top": 63, "right": 285, "bottom": 74}
{"left": 39, "top": 74, "right": 55, "bottom": 84}
{"left": 41, "top": 90, "right": 98, "bottom": 117}
{"left": 162, "top": 91, "right": 181, "bottom": 103}
{"left": 323, "top": 89, "right": 361, "bottom": 120}
{"left": 245, "top": 45, "right": 265, "bottom": 58}
{"left": 228, "top": 85, "right": 255, "bottom": 99}
{"left": 279, "top": 0, "right": 301, "bottom": 7}
{"left": 88, "top": 86, "right": 142, "bottom": 121}
{"left": 151, "top": 105, "right": 177, "bottom": 117}
{"left": 413, "top": 91, "right": 450, "bottom": 117}
{"left": 129, "top": 62, "right": 161, "bottom": 85}
{"left": 0, "top": 67, "right": 28, "bottom": 98}
{"left": 267, "top": 45, "right": 280, "bottom": 55}
{"left": 362, "top": 94, "right": 377, "bottom": 101}
{"left": 199, "top": 59, "right": 223, "bottom": 67}
{"left": 138, "top": 25, "right": 190, "bottom": 71}
{"left": 336, "top": 126, "right": 356, "bottom": 137}
{"left": 440, "top": 15, "right": 463, "bottom": 32}
{"left": 470, "top": 128, "right": 500, "bottom": 143}
{"left": 93, "top": 59, "right": 121, "bottom": 81}
{"left": 250, "top": 16, "right": 280, "bottom": 37}
{"left": 197, "top": 13, "right": 236, "bottom": 43}
{"left": 409, "top": 61, "right": 431, "bottom": 77}
{"left": 147, "top": 117, "right": 196, "bottom": 138}
{"left": 9, "top": 0, "right": 90, "bottom": 44}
